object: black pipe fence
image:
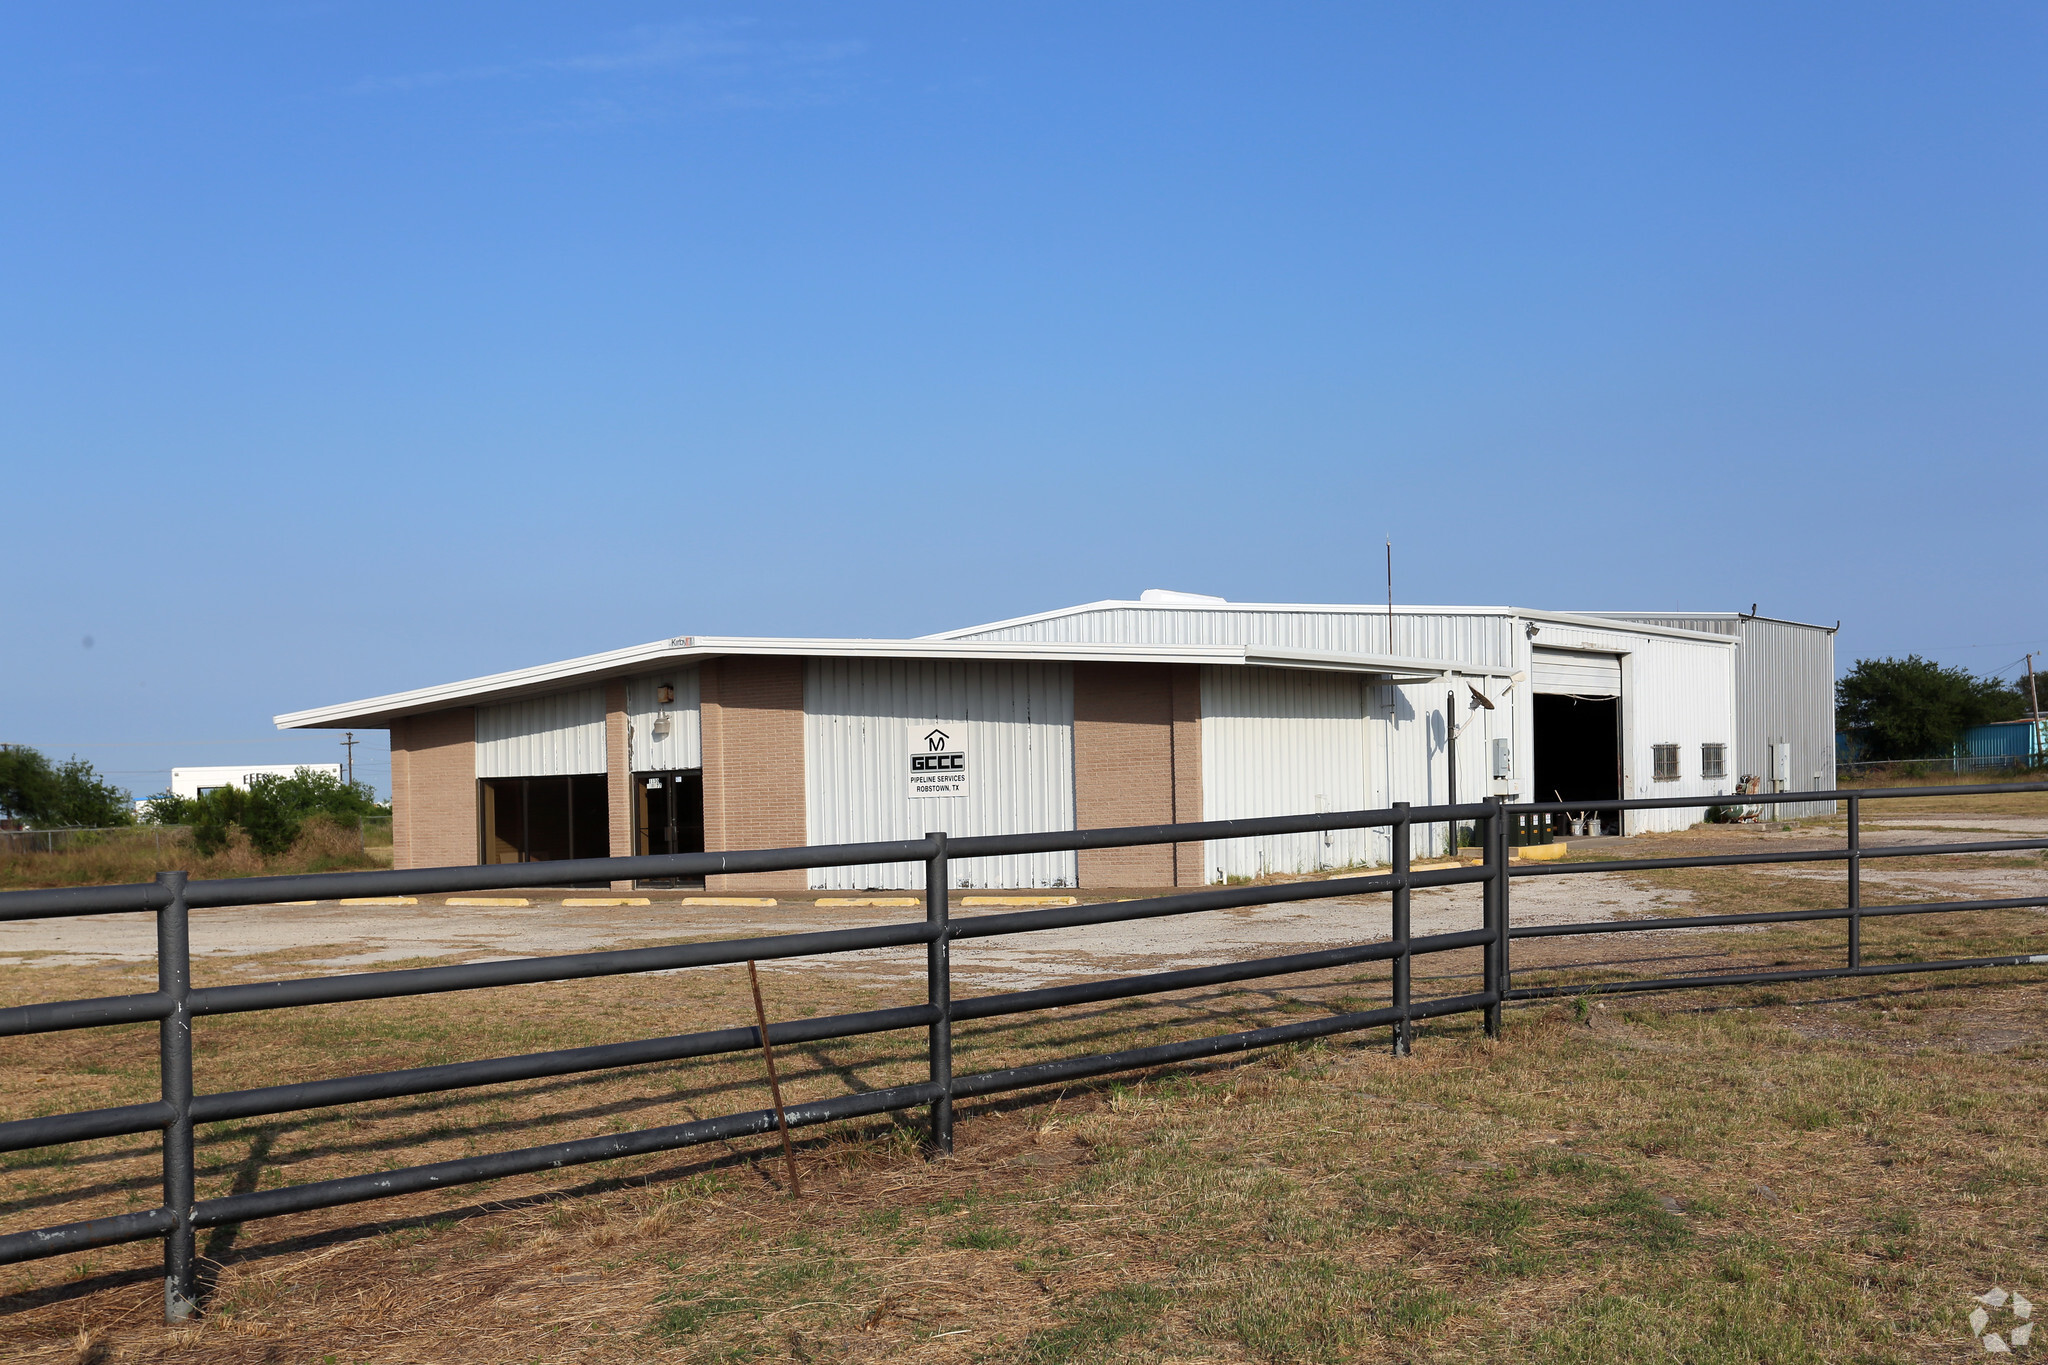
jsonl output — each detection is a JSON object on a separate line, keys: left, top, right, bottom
{"left": 1500, "top": 783, "right": 2048, "bottom": 999}
{"left": 1, "top": 783, "right": 2044, "bottom": 1323}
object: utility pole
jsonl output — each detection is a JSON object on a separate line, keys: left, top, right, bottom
{"left": 1445, "top": 688, "right": 1458, "bottom": 857}
{"left": 2028, "top": 655, "right": 2043, "bottom": 768}
{"left": 341, "top": 731, "right": 357, "bottom": 787}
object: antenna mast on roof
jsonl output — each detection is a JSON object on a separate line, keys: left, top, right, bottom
{"left": 1385, "top": 540, "right": 1394, "bottom": 645}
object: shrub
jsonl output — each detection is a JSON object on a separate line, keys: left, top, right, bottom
{"left": 187, "top": 769, "right": 387, "bottom": 856}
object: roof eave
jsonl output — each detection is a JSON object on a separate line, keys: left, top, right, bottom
{"left": 275, "top": 636, "right": 1507, "bottom": 730}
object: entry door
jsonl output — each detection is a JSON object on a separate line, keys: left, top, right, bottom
{"left": 635, "top": 770, "right": 705, "bottom": 857}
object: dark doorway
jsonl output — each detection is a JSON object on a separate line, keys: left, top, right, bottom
{"left": 478, "top": 774, "right": 609, "bottom": 865}
{"left": 635, "top": 770, "right": 705, "bottom": 888}
{"left": 1532, "top": 695, "right": 1620, "bottom": 835}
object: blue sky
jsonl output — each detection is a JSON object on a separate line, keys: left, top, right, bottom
{"left": 4, "top": 3, "right": 2044, "bottom": 801}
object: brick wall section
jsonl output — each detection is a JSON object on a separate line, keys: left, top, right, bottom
{"left": 1073, "top": 664, "right": 1204, "bottom": 888}
{"left": 1170, "top": 664, "right": 1203, "bottom": 886}
{"left": 389, "top": 707, "right": 476, "bottom": 870}
{"left": 700, "top": 657, "right": 808, "bottom": 893}
{"left": 605, "top": 680, "right": 633, "bottom": 888}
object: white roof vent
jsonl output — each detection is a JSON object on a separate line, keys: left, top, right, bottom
{"left": 1139, "top": 588, "right": 1229, "bottom": 605}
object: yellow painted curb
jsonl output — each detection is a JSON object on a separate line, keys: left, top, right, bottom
{"left": 1513, "top": 842, "right": 1570, "bottom": 862}
{"left": 562, "top": 897, "right": 651, "bottom": 907}
{"left": 1409, "top": 859, "right": 1463, "bottom": 872}
{"left": 277, "top": 900, "right": 317, "bottom": 906}
{"left": 340, "top": 896, "right": 417, "bottom": 906}
{"left": 961, "top": 895, "right": 1079, "bottom": 907}
{"left": 816, "top": 896, "right": 921, "bottom": 907}
{"left": 680, "top": 897, "right": 779, "bottom": 906}
{"left": 446, "top": 896, "right": 530, "bottom": 908}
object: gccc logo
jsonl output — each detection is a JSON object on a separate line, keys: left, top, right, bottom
{"left": 908, "top": 724, "right": 967, "bottom": 797}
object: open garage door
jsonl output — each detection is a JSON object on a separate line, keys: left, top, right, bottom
{"left": 1531, "top": 648, "right": 1621, "bottom": 697}
{"left": 1531, "top": 649, "right": 1622, "bottom": 835}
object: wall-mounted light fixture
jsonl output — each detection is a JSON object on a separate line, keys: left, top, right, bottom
{"left": 651, "top": 714, "right": 673, "bottom": 740}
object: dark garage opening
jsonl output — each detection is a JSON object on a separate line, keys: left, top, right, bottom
{"left": 478, "top": 774, "right": 610, "bottom": 866}
{"left": 1533, "top": 694, "right": 1620, "bottom": 835}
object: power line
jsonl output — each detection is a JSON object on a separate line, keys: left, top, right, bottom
{"left": 13, "top": 737, "right": 375, "bottom": 749}
{"left": 1916, "top": 640, "right": 2048, "bottom": 653}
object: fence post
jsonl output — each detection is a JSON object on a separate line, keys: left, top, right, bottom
{"left": 157, "top": 870, "right": 199, "bottom": 1322}
{"left": 1499, "top": 799, "right": 1514, "bottom": 1003}
{"left": 1483, "top": 797, "right": 1503, "bottom": 1039}
{"left": 1846, "top": 795, "right": 1861, "bottom": 970}
{"left": 1392, "top": 802, "right": 1412, "bottom": 1057}
{"left": 925, "top": 832, "right": 953, "bottom": 1156}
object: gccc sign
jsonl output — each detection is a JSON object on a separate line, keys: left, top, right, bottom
{"left": 909, "top": 724, "right": 968, "bottom": 799}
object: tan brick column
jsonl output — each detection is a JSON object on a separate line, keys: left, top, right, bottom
{"left": 605, "top": 679, "right": 633, "bottom": 888}
{"left": 700, "top": 657, "right": 807, "bottom": 894}
{"left": 389, "top": 707, "right": 476, "bottom": 870}
{"left": 389, "top": 726, "right": 411, "bottom": 870}
{"left": 1073, "top": 664, "right": 1177, "bottom": 889}
{"left": 1170, "top": 664, "right": 1204, "bottom": 886}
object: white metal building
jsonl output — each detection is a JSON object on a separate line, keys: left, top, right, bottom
{"left": 169, "top": 764, "right": 344, "bottom": 800}
{"left": 275, "top": 591, "right": 1836, "bottom": 891}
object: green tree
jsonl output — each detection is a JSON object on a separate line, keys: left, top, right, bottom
{"left": 0, "top": 746, "right": 133, "bottom": 827}
{"left": 1835, "top": 656, "right": 2025, "bottom": 761}
{"left": 187, "top": 768, "right": 386, "bottom": 856}
{"left": 140, "top": 791, "right": 197, "bottom": 826}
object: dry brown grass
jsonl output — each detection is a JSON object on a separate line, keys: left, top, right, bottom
{"left": 2, "top": 806, "right": 2045, "bottom": 1363}
{"left": 1837, "top": 770, "right": 2048, "bottom": 816}
{"left": 0, "top": 818, "right": 389, "bottom": 893}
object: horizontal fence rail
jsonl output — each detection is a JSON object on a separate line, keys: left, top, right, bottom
{"left": 1496, "top": 782, "right": 2048, "bottom": 1005}
{"left": 0, "top": 783, "right": 2043, "bottom": 1323}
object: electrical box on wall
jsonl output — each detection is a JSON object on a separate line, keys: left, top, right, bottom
{"left": 1491, "top": 738, "right": 1512, "bottom": 780}
{"left": 1771, "top": 742, "right": 1791, "bottom": 784}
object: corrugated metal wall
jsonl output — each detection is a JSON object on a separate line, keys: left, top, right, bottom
{"left": 1736, "top": 618, "right": 1837, "bottom": 817}
{"left": 1621, "top": 635, "right": 1740, "bottom": 830}
{"left": 1372, "top": 677, "right": 1515, "bottom": 864}
{"left": 1611, "top": 615, "right": 1838, "bottom": 817}
{"left": 805, "top": 659, "right": 1076, "bottom": 890}
{"left": 626, "top": 668, "right": 702, "bottom": 771}
{"left": 1196, "top": 667, "right": 1514, "bottom": 879}
{"left": 952, "top": 605, "right": 1521, "bottom": 668}
{"left": 1201, "top": 667, "right": 1375, "bottom": 881}
{"left": 475, "top": 688, "right": 607, "bottom": 777}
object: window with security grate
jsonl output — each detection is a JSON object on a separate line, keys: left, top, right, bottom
{"left": 1653, "top": 744, "right": 1681, "bottom": 781}
{"left": 1701, "top": 743, "right": 1728, "bottom": 780}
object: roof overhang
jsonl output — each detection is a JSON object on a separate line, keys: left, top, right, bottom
{"left": 275, "top": 637, "right": 1499, "bottom": 730}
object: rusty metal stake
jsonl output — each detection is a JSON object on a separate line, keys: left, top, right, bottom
{"left": 747, "top": 960, "right": 803, "bottom": 1197}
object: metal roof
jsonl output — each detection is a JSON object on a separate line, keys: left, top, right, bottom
{"left": 929, "top": 598, "right": 1741, "bottom": 645}
{"left": 1574, "top": 610, "right": 1839, "bottom": 633}
{"left": 274, "top": 635, "right": 1501, "bottom": 731}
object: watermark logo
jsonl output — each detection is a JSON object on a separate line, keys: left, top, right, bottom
{"left": 1970, "top": 1287, "right": 2033, "bottom": 1354}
